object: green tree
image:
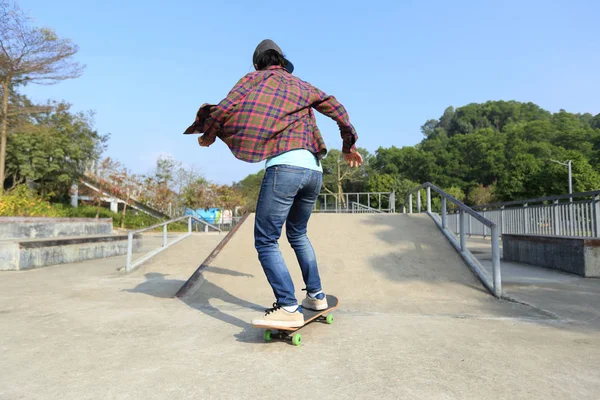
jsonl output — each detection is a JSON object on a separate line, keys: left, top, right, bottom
{"left": 5, "top": 101, "right": 106, "bottom": 198}
{"left": 233, "top": 169, "right": 265, "bottom": 212}
{"left": 467, "top": 184, "right": 496, "bottom": 206}
{"left": 0, "top": 0, "right": 84, "bottom": 191}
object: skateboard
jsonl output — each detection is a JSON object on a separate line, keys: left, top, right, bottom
{"left": 252, "top": 295, "right": 339, "bottom": 346}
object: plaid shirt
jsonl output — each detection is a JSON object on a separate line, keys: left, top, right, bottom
{"left": 183, "top": 66, "right": 357, "bottom": 163}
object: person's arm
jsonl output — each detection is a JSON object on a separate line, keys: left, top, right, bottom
{"left": 310, "top": 86, "right": 358, "bottom": 154}
{"left": 183, "top": 103, "right": 216, "bottom": 135}
{"left": 201, "top": 73, "right": 263, "bottom": 145}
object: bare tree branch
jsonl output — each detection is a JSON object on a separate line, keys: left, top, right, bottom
{"left": 322, "top": 184, "right": 335, "bottom": 195}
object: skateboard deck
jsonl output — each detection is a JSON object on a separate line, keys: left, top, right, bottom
{"left": 253, "top": 295, "right": 339, "bottom": 346}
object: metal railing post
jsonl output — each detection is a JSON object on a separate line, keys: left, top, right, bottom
{"left": 500, "top": 206, "right": 505, "bottom": 235}
{"left": 409, "top": 194, "right": 413, "bottom": 214}
{"left": 126, "top": 232, "right": 133, "bottom": 272}
{"left": 491, "top": 225, "right": 502, "bottom": 297}
{"left": 163, "top": 224, "right": 167, "bottom": 247}
{"left": 441, "top": 197, "right": 447, "bottom": 229}
{"left": 188, "top": 216, "right": 192, "bottom": 233}
{"left": 468, "top": 213, "right": 472, "bottom": 237}
{"left": 524, "top": 203, "right": 530, "bottom": 234}
{"left": 553, "top": 200, "right": 560, "bottom": 235}
{"left": 456, "top": 213, "right": 459, "bottom": 233}
{"left": 417, "top": 191, "right": 422, "bottom": 213}
{"left": 204, "top": 224, "right": 209, "bottom": 233}
{"left": 426, "top": 186, "right": 431, "bottom": 213}
{"left": 459, "top": 210, "right": 466, "bottom": 251}
{"left": 594, "top": 195, "right": 600, "bottom": 237}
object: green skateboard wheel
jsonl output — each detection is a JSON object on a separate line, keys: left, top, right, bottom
{"left": 292, "top": 333, "right": 302, "bottom": 346}
{"left": 326, "top": 314, "right": 334, "bottom": 324}
{"left": 264, "top": 330, "right": 272, "bottom": 342}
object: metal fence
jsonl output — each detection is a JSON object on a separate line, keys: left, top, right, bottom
{"left": 313, "top": 192, "right": 395, "bottom": 213}
{"left": 125, "top": 215, "right": 221, "bottom": 272}
{"left": 404, "top": 183, "right": 502, "bottom": 298}
{"left": 445, "top": 191, "right": 600, "bottom": 238}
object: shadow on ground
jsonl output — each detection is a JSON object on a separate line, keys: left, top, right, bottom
{"left": 124, "top": 268, "right": 268, "bottom": 343}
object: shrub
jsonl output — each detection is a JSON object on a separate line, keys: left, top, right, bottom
{"left": 0, "top": 185, "right": 58, "bottom": 217}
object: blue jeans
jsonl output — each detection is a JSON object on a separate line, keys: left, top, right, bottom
{"left": 254, "top": 165, "right": 323, "bottom": 307}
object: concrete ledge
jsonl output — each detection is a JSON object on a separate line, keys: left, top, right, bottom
{"left": 0, "top": 234, "right": 142, "bottom": 271}
{"left": 0, "top": 217, "right": 113, "bottom": 240}
{"left": 503, "top": 234, "right": 600, "bottom": 277}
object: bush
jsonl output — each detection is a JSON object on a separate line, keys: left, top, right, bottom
{"left": 0, "top": 185, "right": 59, "bottom": 217}
{"left": 59, "top": 205, "right": 166, "bottom": 230}
{"left": 0, "top": 186, "right": 180, "bottom": 231}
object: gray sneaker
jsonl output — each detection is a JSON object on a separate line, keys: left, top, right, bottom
{"left": 301, "top": 292, "right": 328, "bottom": 311}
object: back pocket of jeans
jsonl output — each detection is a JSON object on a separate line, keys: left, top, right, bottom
{"left": 273, "top": 167, "right": 306, "bottom": 197}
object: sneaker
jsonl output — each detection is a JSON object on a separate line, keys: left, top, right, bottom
{"left": 301, "top": 292, "right": 328, "bottom": 311}
{"left": 251, "top": 303, "right": 304, "bottom": 328}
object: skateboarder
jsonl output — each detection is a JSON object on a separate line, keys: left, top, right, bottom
{"left": 184, "top": 39, "right": 362, "bottom": 328}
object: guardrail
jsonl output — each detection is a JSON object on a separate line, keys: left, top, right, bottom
{"left": 404, "top": 183, "right": 502, "bottom": 298}
{"left": 456, "top": 190, "right": 600, "bottom": 238}
{"left": 313, "top": 192, "right": 395, "bottom": 213}
{"left": 125, "top": 215, "right": 221, "bottom": 272}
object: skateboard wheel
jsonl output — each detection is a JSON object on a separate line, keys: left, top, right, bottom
{"left": 326, "top": 314, "right": 334, "bottom": 324}
{"left": 264, "top": 330, "right": 272, "bottom": 342}
{"left": 292, "top": 333, "right": 302, "bottom": 346}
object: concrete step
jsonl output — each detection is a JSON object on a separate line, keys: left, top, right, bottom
{"left": 0, "top": 217, "right": 113, "bottom": 241}
{"left": 0, "top": 233, "right": 142, "bottom": 271}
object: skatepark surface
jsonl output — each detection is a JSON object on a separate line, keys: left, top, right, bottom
{"left": 1, "top": 214, "right": 599, "bottom": 399}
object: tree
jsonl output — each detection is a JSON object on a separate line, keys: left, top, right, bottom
{"left": 0, "top": 0, "right": 84, "bottom": 191}
{"left": 111, "top": 166, "right": 141, "bottom": 229}
{"left": 320, "top": 147, "right": 370, "bottom": 208}
{"left": 366, "top": 174, "right": 419, "bottom": 211}
{"left": 233, "top": 169, "right": 265, "bottom": 212}
{"left": 91, "top": 157, "right": 121, "bottom": 218}
{"left": 214, "top": 184, "right": 243, "bottom": 210}
{"left": 181, "top": 177, "right": 214, "bottom": 209}
{"left": 467, "top": 184, "right": 496, "bottom": 206}
{"left": 6, "top": 101, "right": 106, "bottom": 198}
{"left": 143, "top": 155, "right": 181, "bottom": 214}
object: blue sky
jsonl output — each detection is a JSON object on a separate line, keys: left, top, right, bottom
{"left": 19, "top": 0, "right": 600, "bottom": 184}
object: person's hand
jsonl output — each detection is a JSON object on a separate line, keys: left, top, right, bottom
{"left": 198, "top": 135, "right": 212, "bottom": 147}
{"left": 343, "top": 150, "right": 363, "bottom": 168}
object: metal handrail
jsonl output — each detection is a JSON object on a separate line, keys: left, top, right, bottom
{"left": 404, "top": 182, "right": 502, "bottom": 298}
{"left": 125, "top": 215, "right": 221, "bottom": 272}
{"left": 351, "top": 202, "right": 384, "bottom": 213}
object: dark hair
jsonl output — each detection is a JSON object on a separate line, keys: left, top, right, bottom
{"left": 255, "top": 49, "right": 288, "bottom": 70}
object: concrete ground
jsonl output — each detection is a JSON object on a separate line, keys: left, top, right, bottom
{"left": 467, "top": 237, "right": 600, "bottom": 330}
{"left": 1, "top": 215, "right": 599, "bottom": 400}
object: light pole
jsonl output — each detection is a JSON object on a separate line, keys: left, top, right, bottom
{"left": 550, "top": 159, "right": 572, "bottom": 200}
{"left": 551, "top": 159, "right": 574, "bottom": 234}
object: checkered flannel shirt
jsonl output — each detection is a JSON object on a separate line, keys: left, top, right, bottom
{"left": 183, "top": 66, "right": 357, "bottom": 162}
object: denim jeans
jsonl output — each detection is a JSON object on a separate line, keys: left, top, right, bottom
{"left": 254, "top": 165, "right": 323, "bottom": 307}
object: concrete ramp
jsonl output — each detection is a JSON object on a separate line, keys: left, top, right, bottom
{"left": 4, "top": 214, "right": 598, "bottom": 399}
{"left": 179, "top": 213, "right": 513, "bottom": 317}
